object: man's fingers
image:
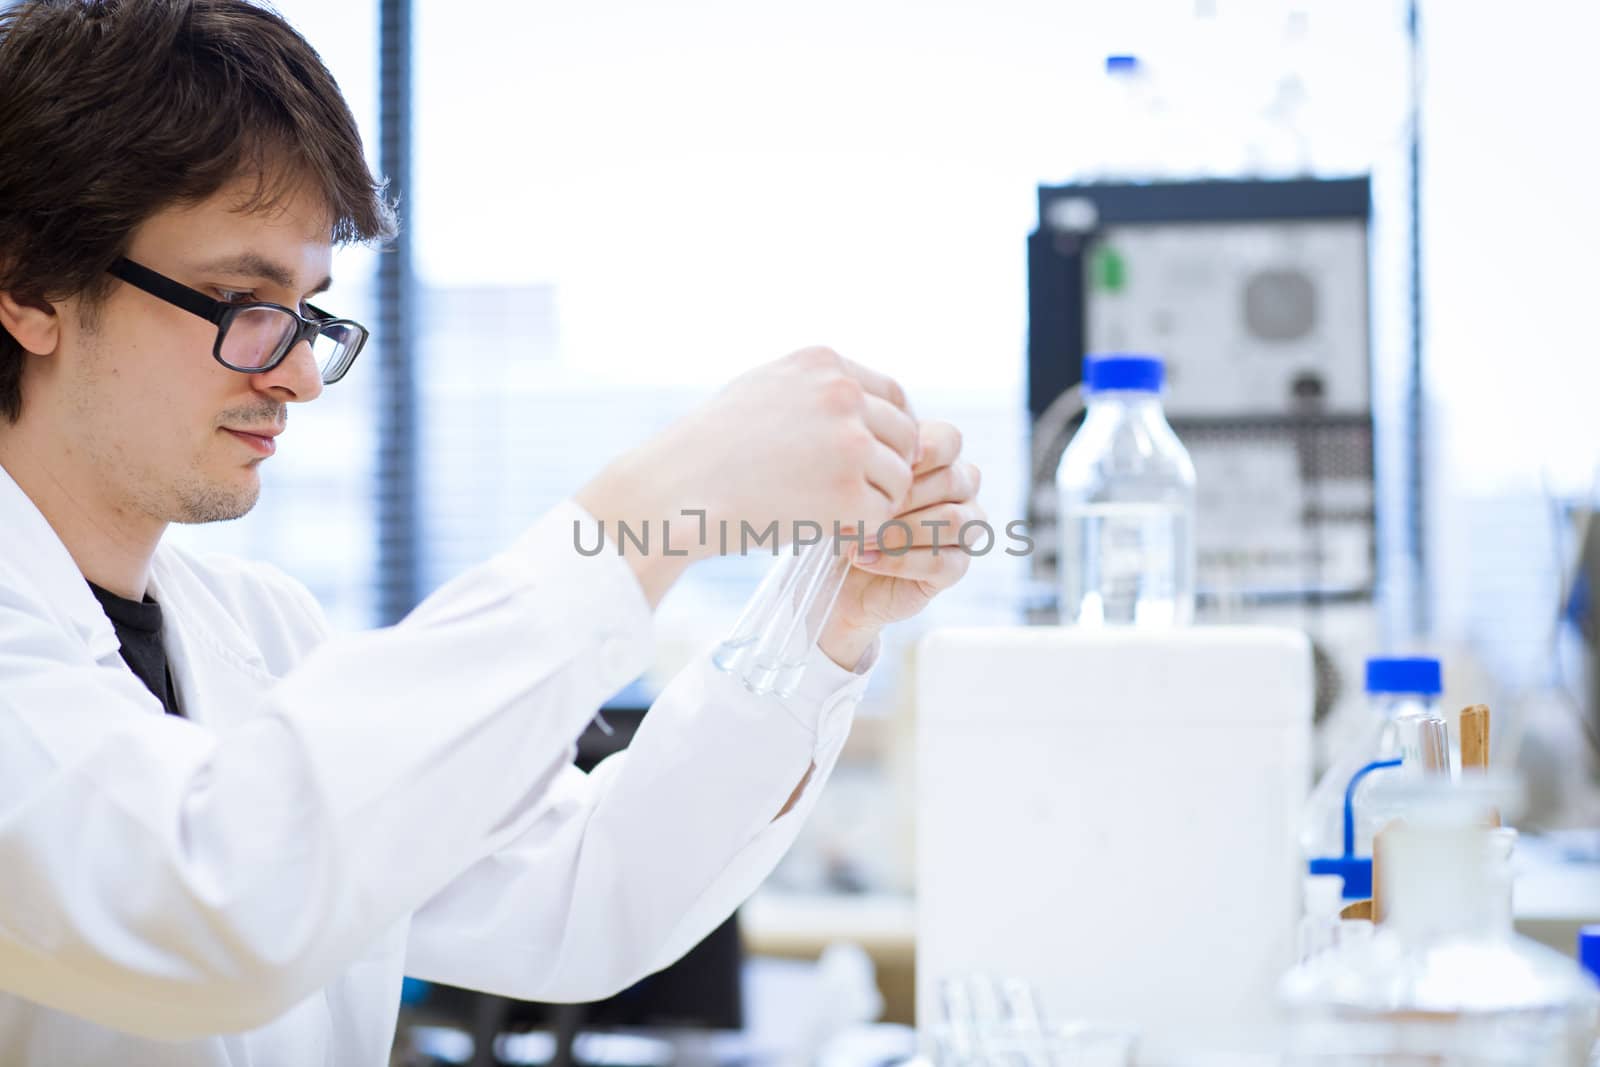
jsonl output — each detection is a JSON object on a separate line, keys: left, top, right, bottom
{"left": 899, "top": 459, "right": 982, "bottom": 516}
{"left": 840, "top": 357, "right": 913, "bottom": 416}
{"left": 862, "top": 438, "right": 914, "bottom": 513}
{"left": 863, "top": 393, "right": 919, "bottom": 466}
{"left": 913, "top": 420, "right": 962, "bottom": 474}
{"left": 852, "top": 544, "right": 974, "bottom": 588}
{"left": 868, "top": 501, "right": 986, "bottom": 551}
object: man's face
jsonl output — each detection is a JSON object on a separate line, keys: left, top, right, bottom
{"left": 52, "top": 172, "right": 334, "bottom": 525}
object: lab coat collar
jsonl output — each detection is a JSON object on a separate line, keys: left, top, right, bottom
{"left": 147, "top": 543, "right": 278, "bottom": 716}
{"left": 0, "top": 458, "right": 121, "bottom": 661}
{"left": 0, "top": 459, "right": 276, "bottom": 728}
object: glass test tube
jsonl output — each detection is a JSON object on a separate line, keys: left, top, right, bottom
{"left": 712, "top": 541, "right": 853, "bottom": 698}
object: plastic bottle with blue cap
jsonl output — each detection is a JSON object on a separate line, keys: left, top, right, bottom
{"left": 1299, "top": 656, "right": 1446, "bottom": 901}
{"left": 1054, "top": 353, "right": 1196, "bottom": 626}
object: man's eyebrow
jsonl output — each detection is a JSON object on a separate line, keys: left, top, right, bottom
{"left": 194, "top": 252, "right": 333, "bottom": 297}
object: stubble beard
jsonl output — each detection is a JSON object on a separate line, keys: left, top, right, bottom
{"left": 74, "top": 317, "right": 272, "bottom": 526}
{"left": 168, "top": 468, "right": 262, "bottom": 524}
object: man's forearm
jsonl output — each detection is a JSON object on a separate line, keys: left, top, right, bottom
{"left": 573, "top": 447, "right": 703, "bottom": 609}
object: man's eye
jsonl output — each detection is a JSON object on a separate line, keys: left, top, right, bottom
{"left": 215, "top": 289, "right": 254, "bottom": 305}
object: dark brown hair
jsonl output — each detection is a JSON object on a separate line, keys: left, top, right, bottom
{"left": 0, "top": 0, "right": 397, "bottom": 421}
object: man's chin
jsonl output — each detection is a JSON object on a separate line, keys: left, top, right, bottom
{"left": 170, "top": 474, "right": 261, "bottom": 524}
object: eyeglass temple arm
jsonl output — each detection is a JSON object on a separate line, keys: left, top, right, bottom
{"left": 108, "top": 258, "right": 227, "bottom": 324}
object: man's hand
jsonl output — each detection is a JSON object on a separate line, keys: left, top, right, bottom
{"left": 575, "top": 347, "right": 918, "bottom": 606}
{"left": 817, "top": 421, "right": 982, "bottom": 670}
{"left": 664, "top": 346, "right": 919, "bottom": 537}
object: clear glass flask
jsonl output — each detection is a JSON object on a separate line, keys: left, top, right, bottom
{"left": 712, "top": 541, "right": 852, "bottom": 698}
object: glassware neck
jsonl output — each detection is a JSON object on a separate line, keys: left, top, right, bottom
{"left": 1086, "top": 388, "right": 1162, "bottom": 407}
{"left": 1369, "top": 691, "right": 1439, "bottom": 721}
{"left": 1084, "top": 390, "right": 1168, "bottom": 425}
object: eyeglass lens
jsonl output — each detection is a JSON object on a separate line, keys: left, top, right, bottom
{"left": 220, "top": 307, "right": 361, "bottom": 382}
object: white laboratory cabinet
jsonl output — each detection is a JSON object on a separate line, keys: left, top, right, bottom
{"left": 915, "top": 626, "right": 1313, "bottom": 1040}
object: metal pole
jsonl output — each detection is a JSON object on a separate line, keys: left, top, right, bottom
{"left": 377, "top": 0, "right": 420, "bottom": 624}
{"left": 1407, "top": 0, "right": 1428, "bottom": 638}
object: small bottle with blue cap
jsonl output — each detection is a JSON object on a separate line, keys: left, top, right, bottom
{"left": 1299, "top": 656, "right": 1446, "bottom": 902}
{"left": 1054, "top": 353, "right": 1196, "bottom": 626}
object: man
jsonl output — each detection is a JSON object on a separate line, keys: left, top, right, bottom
{"left": 0, "top": 0, "right": 983, "bottom": 1063}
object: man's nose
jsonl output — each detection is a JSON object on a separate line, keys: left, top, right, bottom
{"left": 252, "top": 338, "right": 324, "bottom": 404}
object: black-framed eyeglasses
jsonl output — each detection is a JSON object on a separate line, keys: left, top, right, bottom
{"left": 107, "top": 257, "right": 369, "bottom": 385}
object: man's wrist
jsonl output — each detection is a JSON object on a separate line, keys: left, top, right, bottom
{"left": 574, "top": 447, "right": 711, "bottom": 607}
{"left": 817, "top": 620, "right": 878, "bottom": 673}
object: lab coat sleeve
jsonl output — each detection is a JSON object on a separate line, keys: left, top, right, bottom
{"left": 0, "top": 502, "right": 652, "bottom": 1039}
{"left": 401, "top": 638, "right": 874, "bottom": 1002}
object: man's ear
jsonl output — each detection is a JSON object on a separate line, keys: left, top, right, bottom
{"left": 0, "top": 290, "right": 60, "bottom": 356}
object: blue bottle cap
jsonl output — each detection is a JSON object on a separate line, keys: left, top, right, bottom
{"left": 1085, "top": 353, "right": 1164, "bottom": 393}
{"left": 1580, "top": 926, "right": 1600, "bottom": 984}
{"left": 1365, "top": 656, "right": 1442, "bottom": 696}
{"left": 1105, "top": 55, "right": 1141, "bottom": 74}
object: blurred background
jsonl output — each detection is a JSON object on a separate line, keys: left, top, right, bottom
{"left": 159, "top": 0, "right": 1600, "bottom": 1062}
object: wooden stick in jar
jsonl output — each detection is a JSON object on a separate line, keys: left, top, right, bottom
{"left": 1459, "top": 704, "right": 1501, "bottom": 826}
{"left": 1460, "top": 704, "right": 1491, "bottom": 770}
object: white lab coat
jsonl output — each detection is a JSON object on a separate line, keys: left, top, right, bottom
{"left": 0, "top": 462, "right": 871, "bottom": 1065}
